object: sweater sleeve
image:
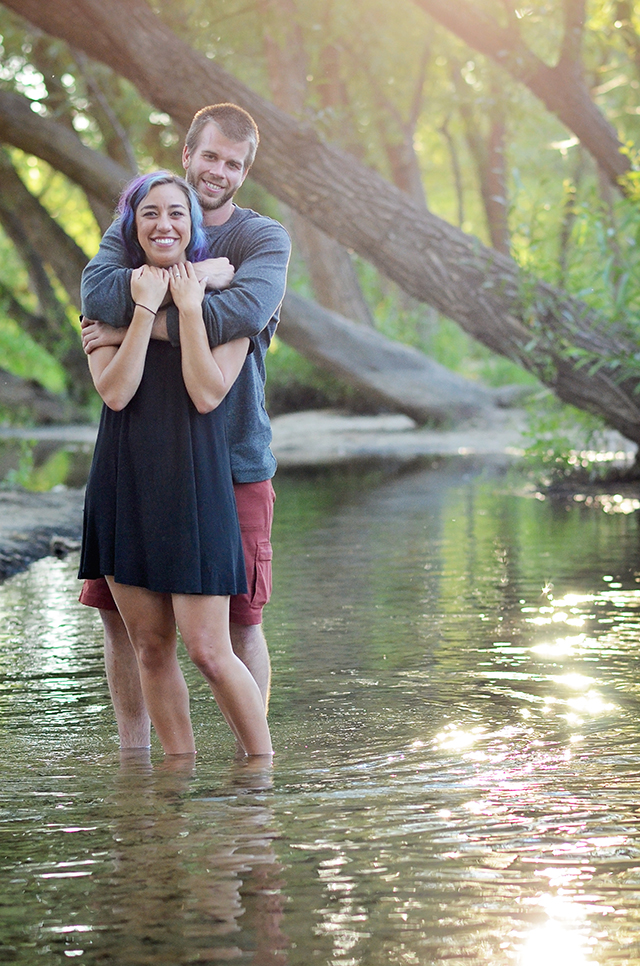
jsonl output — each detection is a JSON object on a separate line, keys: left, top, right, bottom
{"left": 80, "top": 219, "right": 134, "bottom": 327}
{"left": 165, "top": 217, "right": 291, "bottom": 347}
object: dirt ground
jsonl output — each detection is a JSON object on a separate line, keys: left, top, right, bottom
{"left": 0, "top": 407, "right": 635, "bottom": 583}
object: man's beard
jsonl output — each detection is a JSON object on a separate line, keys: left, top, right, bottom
{"left": 186, "top": 170, "right": 236, "bottom": 211}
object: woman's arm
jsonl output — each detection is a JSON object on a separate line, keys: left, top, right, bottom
{"left": 88, "top": 266, "right": 169, "bottom": 410}
{"left": 170, "top": 262, "right": 249, "bottom": 414}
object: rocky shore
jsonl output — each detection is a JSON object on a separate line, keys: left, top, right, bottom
{"left": 0, "top": 407, "right": 634, "bottom": 583}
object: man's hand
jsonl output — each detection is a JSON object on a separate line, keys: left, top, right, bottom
{"left": 193, "top": 257, "right": 235, "bottom": 290}
{"left": 81, "top": 318, "right": 126, "bottom": 355}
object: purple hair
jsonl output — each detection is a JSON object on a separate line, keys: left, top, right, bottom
{"left": 117, "top": 172, "right": 208, "bottom": 266}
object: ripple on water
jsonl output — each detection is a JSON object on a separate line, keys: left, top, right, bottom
{"left": 2, "top": 466, "right": 640, "bottom": 964}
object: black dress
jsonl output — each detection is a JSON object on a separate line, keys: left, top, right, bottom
{"left": 79, "top": 340, "right": 247, "bottom": 596}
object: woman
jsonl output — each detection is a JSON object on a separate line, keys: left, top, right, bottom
{"left": 79, "top": 172, "right": 272, "bottom": 758}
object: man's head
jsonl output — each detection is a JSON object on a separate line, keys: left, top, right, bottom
{"left": 182, "top": 103, "right": 259, "bottom": 224}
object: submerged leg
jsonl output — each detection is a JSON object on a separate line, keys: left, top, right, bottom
{"left": 230, "top": 621, "right": 271, "bottom": 712}
{"left": 173, "top": 594, "right": 272, "bottom": 757}
{"left": 100, "top": 607, "right": 151, "bottom": 748}
{"left": 106, "top": 578, "right": 195, "bottom": 756}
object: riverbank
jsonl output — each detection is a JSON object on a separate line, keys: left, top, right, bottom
{"left": 0, "top": 407, "right": 635, "bottom": 582}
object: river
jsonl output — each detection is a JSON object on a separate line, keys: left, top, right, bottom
{"left": 1, "top": 455, "right": 640, "bottom": 965}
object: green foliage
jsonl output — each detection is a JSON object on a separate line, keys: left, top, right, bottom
{"left": 0, "top": 317, "right": 66, "bottom": 396}
{"left": 519, "top": 391, "right": 629, "bottom": 485}
{"left": 0, "top": 440, "right": 73, "bottom": 491}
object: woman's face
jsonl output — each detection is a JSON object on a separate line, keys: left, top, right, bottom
{"left": 135, "top": 183, "right": 192, "bottom": 267}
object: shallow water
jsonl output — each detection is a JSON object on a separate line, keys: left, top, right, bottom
{"left": 2, "top": 457, "right": 640, "bottom": 965}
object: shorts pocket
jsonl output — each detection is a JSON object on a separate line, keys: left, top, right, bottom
{"left": 250, "top": 540, "right": 273, "bottom": 608}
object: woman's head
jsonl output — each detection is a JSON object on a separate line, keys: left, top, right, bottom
{"left": 118, "top": 172, "right": 208, "bottom": 267}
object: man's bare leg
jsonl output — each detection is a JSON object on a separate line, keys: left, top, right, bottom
{"left": 230, "top": 622, "right": 271, "bottom": 713}
{"left": 100, "top": 608, "right": 151, "bottom": 748}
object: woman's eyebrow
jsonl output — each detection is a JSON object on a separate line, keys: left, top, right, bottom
{"left": 139, "top": 202, "right": 188, "bottom": 213}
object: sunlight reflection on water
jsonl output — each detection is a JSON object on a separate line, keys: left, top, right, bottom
{"left": 2, "top": 461, "right": 640, "bottom": 964}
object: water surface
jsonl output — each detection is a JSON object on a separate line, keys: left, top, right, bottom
{"left": 2, "top": 457, "right": 640, "bottom": 965}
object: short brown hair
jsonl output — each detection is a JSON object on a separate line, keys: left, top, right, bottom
{"left": 185, "top": 103, "right": 259, "bottom": 171}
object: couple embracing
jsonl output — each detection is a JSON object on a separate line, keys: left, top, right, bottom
{"left": 78, "top": 103, "right": 290, "bottom": 758}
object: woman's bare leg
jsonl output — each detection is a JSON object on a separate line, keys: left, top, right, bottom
{"left": 106, "top": 578, "right": 195, "bottom": 755}
{"left": 172, "top": 594, "right": 272, "bottom": 757}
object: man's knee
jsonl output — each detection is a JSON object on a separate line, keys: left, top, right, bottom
{"left": 230, "top": 622, "right": 267, "bottom": 660}
{"left": 99, "top": 608, "right": 130, "bottom": 647}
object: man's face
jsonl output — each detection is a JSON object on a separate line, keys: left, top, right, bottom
{"left": 182, "top": 122, "right": 251, "bottom": 223}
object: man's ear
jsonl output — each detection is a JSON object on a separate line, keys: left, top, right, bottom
{"left": 181, "top": 144, "right": 190, "bottom": 171}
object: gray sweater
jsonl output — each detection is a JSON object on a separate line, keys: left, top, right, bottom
{"left": 81, "top": 206, "right": 291, "bottom": 483}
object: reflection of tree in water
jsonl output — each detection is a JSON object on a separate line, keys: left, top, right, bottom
{"left": 100, "top": 753, "right": 289, "bottom": 965}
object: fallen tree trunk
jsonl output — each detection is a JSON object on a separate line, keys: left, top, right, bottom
{"left": 280, "top": 291, "right": 496, "bottom": 424}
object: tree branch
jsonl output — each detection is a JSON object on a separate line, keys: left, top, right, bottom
{"left": 410, "top": 0, "right": 629, "bottom": 187}
{"left": 0, "top": 87, "right": 130, "bottom": 211}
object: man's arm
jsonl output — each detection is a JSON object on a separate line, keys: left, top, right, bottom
{"left": 82, "top": 212, "right": 291, "bottom": 349}
{"left": 81, "top": 218, "right": 134, "bottom": 327}
{"left": 164, "top": 219, "right": 291, "bottom": 348}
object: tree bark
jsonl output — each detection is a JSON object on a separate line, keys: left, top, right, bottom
{"left": 453, "top": 68, "right": 510, "bottom": 254}
{"left": 5, "top": 0, "right": 640, "bottom": 442}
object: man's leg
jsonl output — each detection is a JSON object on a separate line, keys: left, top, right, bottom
{"left": 80, "top": 577, "right": 150, "bottom": 748}
{"left": 230, "top": 622, "right": 271, "bottom": 712}
{"left": 101, "top": 607, "right": 151, "bottom": 748}
{"left": 230, "top": 480, "right": 276, "bottom": 713}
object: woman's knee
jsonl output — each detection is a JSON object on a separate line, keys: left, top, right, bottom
{"left": 186, "top": 637, "right": 231, "bottom": 682}
{"left": 129, "top": 626, "right": 176, "bottom": 670}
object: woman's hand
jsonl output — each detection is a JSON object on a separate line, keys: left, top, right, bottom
{"left": 130, "top": 265, "right": 170, "bottom": 313}
{"left": 193, "top": 257, "right": 235, "bottom": 290}
{"left": 169, "top": 261, "right": 206, "bottom": 313}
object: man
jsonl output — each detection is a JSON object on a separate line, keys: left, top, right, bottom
{"left": 80, "top": 103, "right": 291, "bottom": 748}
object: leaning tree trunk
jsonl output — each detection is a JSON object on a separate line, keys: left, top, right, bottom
{"left": 0, "top": 153, "right": 94, "bottom": 400}
{"left": 262, "top": 0, "right": 375, "bottom": 327}
{"left": 6, "top": 0, "right": 640, "bottom": 442}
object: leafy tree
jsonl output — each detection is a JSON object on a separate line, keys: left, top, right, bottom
{"left": 1, "top": 0, "right": 640, "bottom": 452}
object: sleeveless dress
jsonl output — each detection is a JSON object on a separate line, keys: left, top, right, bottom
{"left": 79, "top": 340, "right": 247, "bottom": 596}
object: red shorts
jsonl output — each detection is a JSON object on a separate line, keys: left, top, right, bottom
{"left": 78, "top": 479, "right": 276, "bottom": 626}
